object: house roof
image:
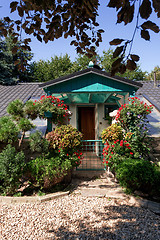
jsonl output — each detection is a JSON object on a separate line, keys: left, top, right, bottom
{"left": 0, "top": 83, "right": 44, "bottom": 117}
{"left": 136, "top": 80, "right": 160, "bottom": 112}
{"left": 39, "top": 67, "right": 143, "bottom": 89}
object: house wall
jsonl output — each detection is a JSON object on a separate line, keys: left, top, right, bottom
{"left": 68, "top": 103, "right": 110, "bottom": 140}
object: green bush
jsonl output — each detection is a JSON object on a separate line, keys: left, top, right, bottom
{"left": 46, "top": 125, "right": 83, "bottom": 153}
{"left": 0, "top": 116, "right": 19, "bottom": 144}
{"left": 0, "top": 144, "right": 25, "bottom": 195}
{"left": 29, "top": 131, "right": 49, "bottom": 153}
{"left": 7, "top": 99, "right": 24, "bottom": 120}
{"left": 24, "top": 100, "right": 39, "bottom": 120}
{"left": 116, "top": 158, "right": 156, "bottom": 193}
{"left": 28, "top": 153, "right": 72, "bottom": 189}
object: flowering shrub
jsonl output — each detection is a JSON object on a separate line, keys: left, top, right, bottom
{"left": 46, "top": 125, "right": 83, "bottom": 168}
{"left": 102, "top": 140, "right": 134, "bottom": 171}
{"left": 101, "top": 124, "right": 123, "bottom": 143}
{"left": 101, "top": 97, "right": 159, "bottom": 195}
{"left": 115, "top": 96, "right": 153, "bottom": 132}
{"left": 31, "top": 95, "right": 72, "bottom": 125}
{"left": 46, "top": 125, "right": 83, "bottom": 153}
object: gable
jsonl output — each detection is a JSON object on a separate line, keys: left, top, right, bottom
{"left": 43, "top": 72, "right": 139, "bottom": 95}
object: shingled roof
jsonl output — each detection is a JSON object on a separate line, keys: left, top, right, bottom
{"left": 0, "top": 83, "right": 44, "bottom": 117}
{"left": 39, "top": 67, "right": 143, "bottom": 89}
{"left": 136, "top": 81, "right": 160, "bottom": 111}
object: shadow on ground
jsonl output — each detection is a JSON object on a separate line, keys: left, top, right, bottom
{"left": 45, "top": 203, "right": 160, "bottom": 240}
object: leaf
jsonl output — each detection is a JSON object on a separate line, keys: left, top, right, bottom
{"left": 126, "top": 60, "right": 137, "bottom": 71}
{"left": 153, "top": 0, "right": 160, "bottom": 18}
{"left": 109, "top": 38, "right": 124, "bottom": 45}
{"left": 12, "top": 46, "right": 18, "bottom": 54}
{"left": 13, "top": 37, "right": 18, "bottom": 44}
{"left": 112, "top": 57, "right": 122, "bottom": 69}
{"left": 15, "top": 20, "right": 21, "bottom": 25}
{"left": 17, "top": 6, "right": 24, "bottom": 17}
{"left": 139, "top": 0, "right": 152, "bottom": 19}
{"left": 10, "top": 1, "right": 18, "bottom": 13}
{"left": 119, "top": 64, "right": 126, "bottom": 74}
{"left": 130, "top": 54, "right": 140, "bottom": 62}
{"left": 107, "top": 0, "right": 122, "bottom": 10}
{"left": 98, "top": 29, "right": 105, "bottom": 33}
{"left": 141, "top": 21, "right": 160, "bottom": 33}
{"left": 70, "top": 40, "right": 78, "bottom": 46}
{"left": 4, "top": 17, "right": 11, "bottom": 23}
{"left": 37, "top": 34, "right": 42, "bottom": 42}
{"left": 113, "top": 46, "right": 124, "bottom": 58}
{"left": 141, "top": 29, "right": 150, "bottom": 40}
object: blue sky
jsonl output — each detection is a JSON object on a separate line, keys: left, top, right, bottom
{"left": 1, "top": 0, "right": 160, "bottom": 73}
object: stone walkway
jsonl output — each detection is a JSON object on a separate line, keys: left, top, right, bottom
{"left": 70, "top": 172, "right": 160, "bottom": 215}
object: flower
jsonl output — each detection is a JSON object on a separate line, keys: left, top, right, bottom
{"left": 130, "top": 152, "right": 133, "bottom": 155}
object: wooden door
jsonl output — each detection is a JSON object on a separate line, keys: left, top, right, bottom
{"left": 78, "top": 107, "right": 95, "bottom": 140}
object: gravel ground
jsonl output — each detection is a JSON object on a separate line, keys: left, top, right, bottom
{"left": 0, "top": 194, "right": 160, "bottom": 240}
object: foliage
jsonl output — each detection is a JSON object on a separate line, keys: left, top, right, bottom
{"left": 7, "top": 99, "right": 35, "bottom": 146}
{"left": 0, "top": 34, "right": 33, "bottom": 85}
{"left": 33, "top": 95, "right": 72, "bottom": 125}
{"left": 101, "top": 124, "right": 123, "bottom": 143}
{"left": 116, "top": 97, "right": 153, "bottom": 132}
{"left": 101, "top": 96, "right": 159, "bottom": 195}
{"left": 0, "top": 144, "right": 25, "bottom": 195}
{"left": 116, "top": 158, "right": 157, "bottom": 193}
{"left": 27, "top": 51, "right": 147, "bottom": 83}
{"left": 148, "top": 65, "right": 160, "bottom": 80}
{"left": 0, "top": 116, "right": 18, "bottom": 144}
{"left": 18, "top": 118, "right": 35, "bottom": 132}
{"left": 101, "top": 49, "right": 147, "bottom": 80}
{"left": 29, "top": 131, "right": 49, "bottom": 153}
{"left": 7, "top": 99, "right": 24, "bottom": 120}
{"left": 24, "top": 100, "right": 39, "bottom": 120}
{"left": 29, "top": 54, "right": 73, "bottom": 82}
{"left": 1, "top": 1, "right": 160, "bottom": 75}
{"left": 28, "top": 153, "right": 73, "bottom": 189}
{"left": 102, "top": 140, "right": 135, "bottom": 171}
{"left": 46, "top": 125, "right": 83, "bottom": 153}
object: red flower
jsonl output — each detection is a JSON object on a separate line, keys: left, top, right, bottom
{"left": 130, "top": 152, "right": 133, "bottom": 155}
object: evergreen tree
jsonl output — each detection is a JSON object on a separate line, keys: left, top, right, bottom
{"left": 0, "top": 34, "right": 33, "bottom": 85}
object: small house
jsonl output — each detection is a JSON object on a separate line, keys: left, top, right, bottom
{"left": 40, "top": 65, "right": 142, "bottom": 140}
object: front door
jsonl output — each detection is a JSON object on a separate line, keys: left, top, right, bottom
{"left": 78, "top": 107, "right": 95, "bottom": 140}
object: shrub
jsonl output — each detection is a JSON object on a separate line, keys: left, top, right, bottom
{"left": 29, "top": 131, "right": 49, "bottom": 153}
{"left": 34, "top": 95, "right": 72, "bottom": 125}
{"left": 7, "top": 99, "right": 24, "bottom": 120}
{"left": 101, "top": 124, "right": 123, "bottom": 143}
{"left": 102, "top": 140, "right": 134, "bottom": 172}
{"left": 0, "top": 144, "right": 25, "bottom": 195}
{"left": 0, "top": 116, "right": 19, "bottom": 144}
{"left": 116, "top": 158, "right": 156, "bottom": 193}
{"left": 28, "top": 153, "right": 72, "bottom": 189}
{"left": 24, "top": 100, "right": 39, "bottom": 120}
{"left": 46, "top": 125, "right": 83, "bottom": 154}
{"left": 115, "top": 97, "right": 153, "bottom": 133}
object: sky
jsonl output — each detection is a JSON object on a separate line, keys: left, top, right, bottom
{"left": 1, "top": 0, "right": 160, "bottom": 73}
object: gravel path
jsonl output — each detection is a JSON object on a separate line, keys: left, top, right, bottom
{"left": 1, "top": 195, "right": 160, "bottom": 240}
